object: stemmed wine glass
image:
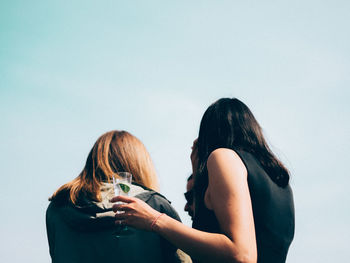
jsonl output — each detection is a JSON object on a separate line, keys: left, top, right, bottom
{"left": 112, "top": 172, "right": 133, "bottom": 236}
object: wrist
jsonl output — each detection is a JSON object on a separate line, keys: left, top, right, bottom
{"left": 150, "top": 213, "right": 165, "bottom": 232}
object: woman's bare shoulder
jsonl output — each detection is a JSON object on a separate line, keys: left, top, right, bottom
{"left": 207, "top": 148, "right": 247, "bottom": 178}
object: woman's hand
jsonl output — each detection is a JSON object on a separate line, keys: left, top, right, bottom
{"left": 190, "top": 139, "right": 199, "bottom": 176}
{"left": 111, "top": 195, "right": 161, "bottom": 231}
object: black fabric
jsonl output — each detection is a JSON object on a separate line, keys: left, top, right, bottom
{"left": 192, "top": 150, "right": 295, "bottom": 263}
{"left": 46, "top": 184, "right": 183, "bottom": 263}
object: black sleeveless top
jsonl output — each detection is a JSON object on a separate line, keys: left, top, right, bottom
{"left": 193, "top": 150, "right": 295, "bottom": 263}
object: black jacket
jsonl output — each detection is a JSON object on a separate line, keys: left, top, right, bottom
{"left": 46, "top": 182, "right": 191, "bottom": 263}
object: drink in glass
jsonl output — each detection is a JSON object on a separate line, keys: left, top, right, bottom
{"left": 112, "top": 172, "right": 133, "bottom": 236}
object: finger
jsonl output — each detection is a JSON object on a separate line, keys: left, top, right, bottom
{"left": 110, "top": 195, "right": 134, "bottom": 203}
{"left": 112, "top": 203, "right": 132, "bottom": 213}
{"left": 114, "top": 213, "right": 125, "bottom": 220}
{"left": 192, "top": 139, "right": 198, "bottom": 148}
{"left": 114, "top": 212, "right": 128, "bottom": 220}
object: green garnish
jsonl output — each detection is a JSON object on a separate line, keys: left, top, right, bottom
{"left": 118, "top": 183, "right": 130, "bottom": 193}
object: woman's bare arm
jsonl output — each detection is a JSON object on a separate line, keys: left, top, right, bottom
{"left": 205, "top": 148, "right": 257, "bottom": 262}
{"left": 112, "top": 148, "right": 257, "bottom": 263}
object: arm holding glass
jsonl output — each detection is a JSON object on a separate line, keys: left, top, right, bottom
{"left": 111, "top": 148, "right": 257, "bottom": 263}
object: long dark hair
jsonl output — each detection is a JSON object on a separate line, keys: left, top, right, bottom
{"left": 197, "top": 98, "right": 289, "bottom": 187}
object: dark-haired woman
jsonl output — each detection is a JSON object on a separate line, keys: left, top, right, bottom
{"left": 112, "top": 98, "right": 295, "bottom": 263}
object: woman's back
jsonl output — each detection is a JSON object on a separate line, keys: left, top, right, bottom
{"left": 239, "top": 150, "right": 294, "bottom": 262}
{"left": 46, "top": 182, "right": 188, "bottom": 263}
{"left": 193, "top": 149, "right": 294, "bottom": 263}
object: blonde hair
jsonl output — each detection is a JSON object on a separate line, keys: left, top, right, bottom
{"left": 50, "top": 130, "right": 159, "bottom": 204}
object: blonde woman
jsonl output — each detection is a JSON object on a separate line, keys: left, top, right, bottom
{"left": 46, "top": 130, "right": 191, "bottom": 263}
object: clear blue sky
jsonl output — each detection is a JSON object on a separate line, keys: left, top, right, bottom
{"left": 1, "top": 1, "right": 349, "bottom": 262}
